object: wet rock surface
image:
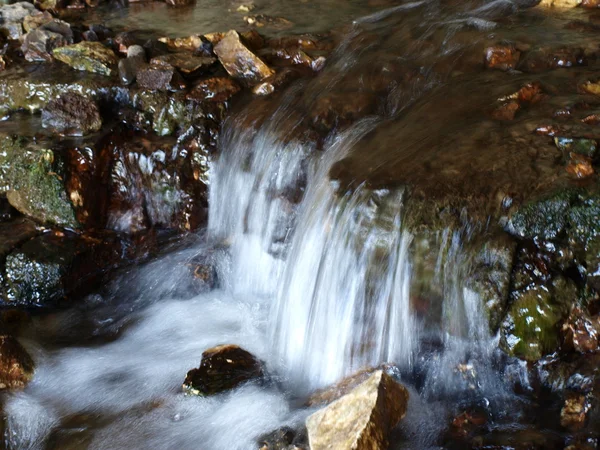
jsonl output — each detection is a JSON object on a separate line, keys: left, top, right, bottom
{"left": 42, "top": 92, "right": 102, "bottom": 136}
{"left": 183, "top": 344, "right": 264, "bottom": 396}
{"left": 0, "top": 335, "right": 34, "bottom": 389}
{"left": 53, "top": 41, "right": 118, "bottom": 76}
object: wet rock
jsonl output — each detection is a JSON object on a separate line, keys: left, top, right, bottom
{"left": 310, "top": 91, "right": 375, "bottom": 133}
{"left": 213, "top": 30, "right": 274, "bottom": 86}
{"left": 562, "top": 306, "right": 600, "bottom": 353}
{"left": 500, "top": 277, "right": 576, "bottom": 361}
{"left": 42, "top": 92, "right": 102, "bottom": 136}
{"left": 118, "top": 44, "right": 146, "bottom": 85}
{"left": 186, "top": 76, "right": 241, "bottom": 103}
{"left": 106, "top": 128, "right": 211, "bottom": 232}
{"left": 0, "top": 335, "right": 34, "bottom": 389}
{"left": 3, "top": 231, "right": 126, "bottom": 306}
{"left": 0, "top": 136, "right": 78, "bottom": 228}
{"left": 0, "top": 2, "right": 40, "bottom": 39}
{"left": 150, "top": 53, "right": 216, "bottom": 76}
{"left": 182, "top": 344, "right": 264, "bottom": 396}
{"left": 158, "top": 34, "right": 205, "bottom": 52}
{"left": 566, "top": 154, "right": 594, "bottom": 178}
{"left": 519, "top": 47, "right": 586, "bottom": 72}
{"left": 484, "top": 44, "right": 520, "bottom": 71}
{"left": 243, "top": 14, "right": 293, "bottom": 30}
{"left": 555, "top": 138, "right": 598, "bottom": 158}
{"left": 252, "top": 68, "right": 300, "bottom": 96}
{"left": 257, "top": 427, "right": 296, "bottom": 450}
{"left": 561, "top": 394, "right": 590, "bottom": 430}
{"left": 165, "top": 0, "right": 195, "bottom": 6}
{"left": 306, "top": 370, "right": 408, "bottom": 450}
{"left": 53, "top": 42, "right": 118, "bottom": 76}
{"left": 136, "top": 64, "right": 186, "bottom": 91}
{"left": 22, "top": 28, "right": 69, "bottom": 62}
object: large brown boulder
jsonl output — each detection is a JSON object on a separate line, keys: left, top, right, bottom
{"left": 182, "top": 344, "right": 264, "bottom": 396}
{"left": 306, "top": 370, "right": 409, "bottom": 450}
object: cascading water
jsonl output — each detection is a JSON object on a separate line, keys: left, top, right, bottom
{"left": 2, "top": 1, "right": 543, "bottom": 449}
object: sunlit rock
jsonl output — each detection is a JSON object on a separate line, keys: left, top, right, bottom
{"left": 538, "top": 0, "right": 581, "bottom": 6}
{"left": 213, "top": 30, "right": 274, "bottom": 85}
{"left": 42, "top": 92, "right": 102, "bottom": 136}
{"left": 183, "top": 344, "right": 264, "bottom": 396}
{"left": 53, "top": 41, "right": 118, "bottom": 76}
{"left": 0, "top": 335, "right": 34, "bottom": 389}
{"left": 306, "top": 370, "right": 408, "bottom": 450}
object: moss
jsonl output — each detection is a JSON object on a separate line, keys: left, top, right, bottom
{"left": 554, "top": 137, "right": 598, "bottom": 158}
{"left": 0, "top": 136, "right": 78, "bottom": 228}
{"left": 500, "top": 277, "right": 577, "bottom": 361}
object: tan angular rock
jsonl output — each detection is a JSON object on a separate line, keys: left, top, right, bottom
{"left": 306, "top": 370, "right": 409, "bottom": 450}
{"left": 213, "top": 30, "right": 274, "bottom": 85}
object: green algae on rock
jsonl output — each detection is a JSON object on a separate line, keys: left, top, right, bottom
{"left": 0, "top": 136, "right": 78, "bottom": 228}
{"left": 53, "top": 42, "right": 118, "bottom": 76}
{"left": 500, "top": 277, "right": 577, "bottom": 361}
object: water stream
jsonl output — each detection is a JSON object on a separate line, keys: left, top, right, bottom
{"left": 2, "top": 0, "right": 572, "bottom": 448}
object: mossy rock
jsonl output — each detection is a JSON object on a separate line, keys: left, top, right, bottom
{"left": 506, "top": 189, "right": 600, "bottom": 243}
{"left": 500, "top": 277, "right": 577, "bottom": 361}
{"left": 52, "top": 42, "right": 118, "bottom": 76}
{"left": 0, "top": 136, "right": 78, "bottom": 228}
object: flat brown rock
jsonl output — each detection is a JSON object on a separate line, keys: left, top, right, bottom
{"left": 213, "top": 30, "right": 274, "bottom": 85}
{"left": 0, "top": 335, "right": 34, "bottom": 389}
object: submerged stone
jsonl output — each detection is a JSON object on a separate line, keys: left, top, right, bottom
{"left": 42, "top": 92, "right": 102, "bottom": 136}
{"left": 0, "top": 136, "right": 78, "bottom": 228}
{"left": 306, "top": 370, "right": 409, "bottom": 450}
{"left": 0, "top": 335, "right": 34, "bottom": 389}
{"left": 500, "top": 278, "right": 576, "bottom": 361}
{"left": 182, "top": 344, "right": 264, "bottom": 396}
{"left": 213, "top": 30, "right": 274, "bottom": 85}
{"left": 53, "top": 42, "right": 118, "bottom": 76}
{"left": 150, "top": 53, "right": 216, "bottom": 75}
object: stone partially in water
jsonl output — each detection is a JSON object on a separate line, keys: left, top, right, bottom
{"left": 53, "top": 42, "right": 118, "bottom": 76}
{"left": 306, "top": 370, "right": 409, "bottom": 450}
{"left": 213, "top": 30, "right": 274, "bottom": 85}
{"left": 0, "top": 335, "right": 34, "bottom": 389}
{"left": 136, "top": 64, "right": 186, "bottom": 91}
{"left": 484, "top": 44, "right": 520, "bottom": 71}
{"left": 561, "top": 394, "right": 590, "bottom": 430}
{"left": 562, "top": 307, "right": 600, "bottom": 353}
{"left": 0, "top": 136, "right": 78, "bottom": 228}
{"left": 500, "top": 278, "right": 576, "bottom": 361}
{"left": 182, "top": 344, "right": 264, "bottom": 396}
{"left": 150, "top": 53, "right": 216, "bottom": 75}
{"left": 22, "top": 28, "right": 69, "bottom": 62}
{"left": 42, "top": 92, "right": 102, "bottom": 136}
{"left": 186, "top": 76, "right": 241, "bottom": 103}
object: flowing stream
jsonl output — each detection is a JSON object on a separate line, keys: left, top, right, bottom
{"left": 2, "top": 0, "right": 555, "bottom": 448}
